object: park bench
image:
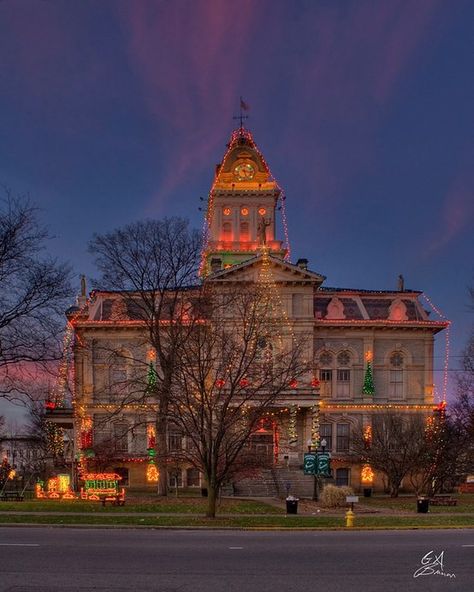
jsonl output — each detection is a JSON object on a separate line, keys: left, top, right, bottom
{"left": 0, "top": 491, "right": 24, "bottom": 502}
{"left": 429, "top": 496, "right": 457, "bottom": 506}
{"left": 100, "top": 495, "right": 125, "bottom": 507}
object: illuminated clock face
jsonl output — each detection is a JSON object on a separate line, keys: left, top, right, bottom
{"left": 234, "top": 162, "right": 255, "bottom": 180}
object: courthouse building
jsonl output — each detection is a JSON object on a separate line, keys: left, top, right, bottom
{"left": 68, "top": 127, "right": 448, "bottom": 494}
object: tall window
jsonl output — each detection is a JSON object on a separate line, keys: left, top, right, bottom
{"left": 254, "top": 338, "right": 273, "bottom": 380}
{"left": 292, "top": 293, "right": 304, "bottom": 317}
{"left": 168, "top": 471, "right": 183, "bottom": 488}
{"left": 336, "top": 468, "right": 350, "bottom": 486}
{"left": 110, "top": 368, "right": 127, "bottom": 396}
{"left": 222, "top": 222, "right": 232, "bottom": 241}
{"left": 240, "top": 222, "right": 249, "bottom": 242}
{"left": 336, "top": 423, "right": 350, "bottom": 452}
{"left": 389, "top": 351, "right": 404, "bottom": 399}
{"left": 113, "top": 422, "right": 129, "bottom": 453}
{"left": 336, "top": 350, "right": 351, "bottom": 398}
{"left": 186, "top": 468, "right": 201, "bottom": 487}
{"left": 319, "top": 369, "right": 332, "bottom": 396}
{"left": 320, "top": 423, "right": 333, "bottom": 451}
{"left": 318, "top": 351, "right": 334, "bottom": 397}
{"left": 168, "top": 432, "right": 183, "bottom": 452}
{"left": 109, "top": 348, "right": 131, "bottom": 402}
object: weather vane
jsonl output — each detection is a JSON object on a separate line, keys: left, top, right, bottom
{"left": 233, "top": 96, "right": 250, "bottom": 130}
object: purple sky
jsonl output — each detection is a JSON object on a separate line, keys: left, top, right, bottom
{"left": 0, "top": 0, "right": 473, "bottom": 421}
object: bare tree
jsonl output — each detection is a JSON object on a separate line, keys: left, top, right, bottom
{"left": 409, "top": 412, "right": 465, "bottom": 495}
{"left": 170, "top": 285, "right": 310, "bottom": 518}
{"left": 452, "top": 325, "right": 474, "bottom": 478}
{"left": 0, "top": 191, "right": 72, "bottom": 402}
{"left": 89, "top": 217, "right": 201, "bottom": 495}
{"left": 352, "top": 413, "right": 427, "bottom": 497}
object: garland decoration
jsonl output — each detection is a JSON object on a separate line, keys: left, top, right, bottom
{"left": 288, "top": 404, "right": 298, "bottom": 446}
{"left": 310, "top": 404, "right": 320, "bottom": 448}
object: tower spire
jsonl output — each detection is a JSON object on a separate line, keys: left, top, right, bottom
{"left": 233, "top": 97, "right": 250, "bottom": 131}
{"left": 200, "top": 126, "right": 286, "bottom": 276}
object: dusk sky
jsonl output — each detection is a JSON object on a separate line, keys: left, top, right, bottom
{"left": 1, "top": 0, "right": 473, "bottom": 420}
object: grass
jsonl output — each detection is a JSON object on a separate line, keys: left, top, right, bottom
{"left": 361, "top": 493, "right": 474, "bottom": 514}
{"left": 0, "top": 493, "right": 472, "bottom": 529}
{"left": 0, "top": 512, "right": 472, "bottom": 529}
{"left": 0, "top": 498, "right": 281, "bottom": 515}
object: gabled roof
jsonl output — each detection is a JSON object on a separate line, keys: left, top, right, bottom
{"left": 207, "top": 253, "right": 326, "bottom": 286}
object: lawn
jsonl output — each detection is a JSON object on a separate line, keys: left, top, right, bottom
{"left": 0, "top": 497, "right": 282, "bottom": 515}
{"left": 0, "top": 512, "right": 472, "bottom": 529}
{"left": 360, "top": 493, "right": 474, "bottom": 514}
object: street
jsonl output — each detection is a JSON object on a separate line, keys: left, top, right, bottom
{"left": 0, "top": 527, "right": 472, "bottom": 592}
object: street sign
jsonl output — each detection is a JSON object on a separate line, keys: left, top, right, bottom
{"left": 346, "top": 496, "right": 359, "bottom": 503}
{"left": 316, "top": 452, "right": 331, "bottom": 477}
{"left": 303, "top": 453, "right": 316, "bottom": 475}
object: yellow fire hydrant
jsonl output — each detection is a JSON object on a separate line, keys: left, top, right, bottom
{"left": 345, "top": 508, "right": 354, "bottom": 527}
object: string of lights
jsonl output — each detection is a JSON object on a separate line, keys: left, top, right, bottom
{"left": 200, "top": 127, "right": 291, "bottom": 274}
{"left": 420, "top": 293, "right": 450, "bottom": 403}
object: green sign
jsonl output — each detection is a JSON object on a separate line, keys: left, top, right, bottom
{"left": 303, "top": 453, "right": 316, "bottom": 475}
{"left": 317, "top": 452, "right": 331, "bottom": 477}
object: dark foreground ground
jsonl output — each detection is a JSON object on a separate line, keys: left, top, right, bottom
{"left": 0, "top": 527, "right": 472, "bottom": 592}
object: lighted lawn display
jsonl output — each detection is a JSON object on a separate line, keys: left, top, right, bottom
{"left": 80, "top": 472, "right": 125, "bottom": 505}
{"left": 36, "top": 474, "right": 76, "bottom": 500}
{"left": 35, "top": 472, "right": 125, "bottom": 505}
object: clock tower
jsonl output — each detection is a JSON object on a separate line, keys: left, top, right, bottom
{"left": 202, "top": 127, "right": 286, "bottom": 275}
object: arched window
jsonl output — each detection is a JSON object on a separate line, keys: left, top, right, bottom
{"left": 389, "top": 351, "right": 404, "bottom": 399}
{"left": 336, "top": 350, "right": 351, "bottom": 398}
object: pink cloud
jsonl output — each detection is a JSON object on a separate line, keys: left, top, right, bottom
{"left": 421, "top": 163, "right": 474, "bottom": 259}
{"left": 119, "top": 1, "right": 265, "bottom": 201}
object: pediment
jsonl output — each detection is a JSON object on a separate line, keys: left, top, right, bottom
{"left": 207, "top": 254, "right": 325, "bottom": 286}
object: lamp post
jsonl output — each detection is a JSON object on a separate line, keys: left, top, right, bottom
{"left": 311, "top": 438, "right": 329, "bottom": 502}
{"left": 306, "top": 439, "right": 317, "bottom": 501}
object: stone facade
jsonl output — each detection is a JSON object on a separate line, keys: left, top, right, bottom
{"left": 69, "top": 127, "right": 447, "bottom": 494}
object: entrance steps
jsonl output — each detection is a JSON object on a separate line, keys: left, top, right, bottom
{"left": 232, "top": 467, "right": 316, "bottom": 498}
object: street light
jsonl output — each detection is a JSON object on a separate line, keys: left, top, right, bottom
{"left": 306, "top": 438, "right": 320, "bottom": 501}
{"left": 321, "top": 438, "right": 327, "bottom": 453}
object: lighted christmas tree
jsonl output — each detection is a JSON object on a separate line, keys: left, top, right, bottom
{"left": 362, "top": 351, "right": 375, "bottom": 395}
{"left": 46, "top": 422, "right": 65, "bottom": 457}
{"left": 146, "top": 361, "right": 158, "bottom": 393}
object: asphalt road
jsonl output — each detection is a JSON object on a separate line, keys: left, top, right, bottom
{"left": 0, "top": 527, "right": 472, "bottom": 592}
